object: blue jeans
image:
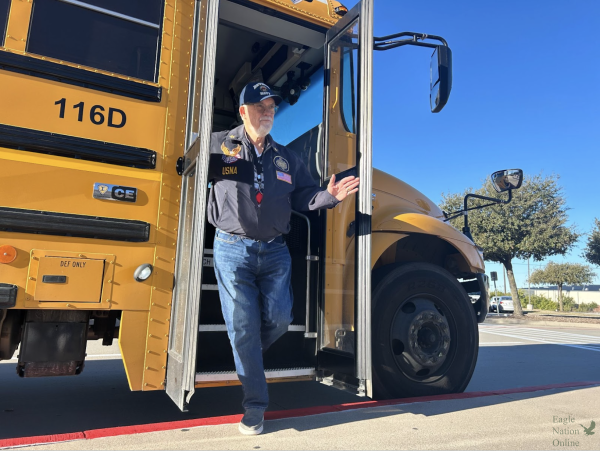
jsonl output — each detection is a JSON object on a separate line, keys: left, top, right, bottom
{"left": 213, "top": 229, "right": 293, "bottom": 411}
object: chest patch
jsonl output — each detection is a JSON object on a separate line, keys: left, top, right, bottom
{"left": 276, "top": 171, "right": 292, "bottom": 184}
{"left": 223, "top": 166, "right": 238, "bottom": 175}
{"left": 221, "top": 142, "right": 242, "bottom": 157}
{"left": 222, "top": 154, "right": 240, "bottom": 164}
{"left": 273, "top": 156, "right": 289, "bottom": 172}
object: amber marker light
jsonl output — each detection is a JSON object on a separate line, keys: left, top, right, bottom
{"left": 334, "top": 6, "right": 348, "bottom": 16}
{"left": 0, "top": 245, "right": 17, "bottom": 264}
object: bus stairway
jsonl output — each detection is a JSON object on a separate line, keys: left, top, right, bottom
{"left": 196, "top": 243, "right": 316, "bottom": 383}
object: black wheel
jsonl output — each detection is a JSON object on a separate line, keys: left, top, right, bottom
{"left": 372, "top": 262, "right": 478, "bottom": 399}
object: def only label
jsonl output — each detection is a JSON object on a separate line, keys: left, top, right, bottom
{"left": 93, "top": 183, "right": 137, "bottom": 203}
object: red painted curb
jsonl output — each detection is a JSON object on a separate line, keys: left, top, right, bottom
{"left": 1, "top": 380, "right": 598, "bottom": 448}
{"left": 0, "top": 433, "right": 84, "bottom": 449}
{"left": 84, "top": 414, "right": 243, "bottom": 440}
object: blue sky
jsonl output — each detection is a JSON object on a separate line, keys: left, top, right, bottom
{"left": 340, "top": 0, "right": 600, "bottom": 288}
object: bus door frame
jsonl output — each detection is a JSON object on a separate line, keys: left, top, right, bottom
{"left": 317, "top": 0, "right": 374, "bottom": 398}
{"left": 165, "top": 0, "right": 220, "bottom": 412}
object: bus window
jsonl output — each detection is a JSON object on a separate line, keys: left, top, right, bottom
{"left": 0, "top": 0, "right": 9, "bottom": 47}
{"left": 27, "top": 0, "right": 163, "bottom": 82}
{"left": 270, "top": 67, "right": 324, "bottom": 146}
{"left": 271, "top": 67, "right": 325, "bottom": 182}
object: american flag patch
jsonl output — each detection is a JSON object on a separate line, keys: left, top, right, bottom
{"left": 276, "top": 171, "right": 292, "bottom": 184}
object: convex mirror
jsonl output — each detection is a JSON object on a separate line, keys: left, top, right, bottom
{"left": 490, "top": 169, "right": 523, "bottom": 193}
{"left": 430, "top": 46, "right": 452, "bottom": 113}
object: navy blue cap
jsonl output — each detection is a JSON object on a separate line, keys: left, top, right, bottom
{"left": 239, "top": 82, "right": 282, "bottom": 106}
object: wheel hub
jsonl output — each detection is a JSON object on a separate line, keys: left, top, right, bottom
{"left": 408, "top": 311, "right": 450, "bottom": 367}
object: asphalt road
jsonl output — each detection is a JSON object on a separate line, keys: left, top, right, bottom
{"left": 1, "top": 322, "right": 600, "bottom": 442}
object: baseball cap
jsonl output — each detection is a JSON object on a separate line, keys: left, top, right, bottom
{"left": 239, "top": 82, "right": 282, "bottom": 106}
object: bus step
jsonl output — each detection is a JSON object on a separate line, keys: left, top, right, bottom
{"left": 198, "top": 324, "right": 306, "bottom": 332}
{"left": 195, "top": 367, "right": 315, "bottom": 382}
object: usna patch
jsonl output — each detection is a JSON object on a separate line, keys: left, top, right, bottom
{"left": 276, "top": 171, "right": 292, "bottom": 184}
{"left": 273, "top": 156, "right": 289, "bottom": 172}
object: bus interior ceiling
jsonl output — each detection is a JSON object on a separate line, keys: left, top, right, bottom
{"left": 211, "top": 1, "right": 326, "bottom": 132}
{"left": 196, "top": 5, "right": 326, "bottom": 375}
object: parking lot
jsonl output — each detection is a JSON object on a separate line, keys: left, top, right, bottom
{"left": 1, "top": 319, "right": 600, "bottom": 449}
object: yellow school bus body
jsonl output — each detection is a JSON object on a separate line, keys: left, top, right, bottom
{"left": 0, "top": 0, "right": 484, "bottom": 394}
{"left": 1, "top": 0, "right": 193, "bottom": 390}
{"left": 322, "top": 44, "right": 483, "bottom": 338}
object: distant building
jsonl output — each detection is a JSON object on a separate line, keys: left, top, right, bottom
{"left": 525, "top": 285, "right": 600, "bottom": 291}
{"left": 521, "top": 285, "right": 600, "bottom": 306}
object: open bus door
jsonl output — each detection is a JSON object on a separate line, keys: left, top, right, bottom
{"left": 165, "top": 0, "right": 219, "bottom": 411}
{"left": 317, "top": 0, "right": 374, "bottom": 398}
{"left": 165, "top": 0, "right": 373, "bottom": 410}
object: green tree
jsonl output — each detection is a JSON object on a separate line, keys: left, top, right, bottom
{"left": 440, "top": 174, "right": 579, "bottom": 316}
{"left": 528, "top": 262, "right": 596, "bottom": 311}
{"left": 583, "top": 219, "right": 600, "bottom": 267}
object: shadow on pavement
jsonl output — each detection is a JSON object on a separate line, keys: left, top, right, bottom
{"left": 1, "top": 343, "right": 599, "bottom": 440}
{"left": 264, "top": 383, "right": 597, "bottom": 434}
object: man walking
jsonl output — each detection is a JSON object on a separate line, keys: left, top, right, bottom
{"left": 207, "top": 82, "right": 359, "bottom": 435}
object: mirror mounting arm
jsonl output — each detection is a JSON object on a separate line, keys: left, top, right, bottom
{"left": 462, "top": 190, "right": 513, "bottom": 241}
{"left": 444, "top": 190, "right": 512, "bottom": 223}
{"left": 374, "top": 32, "right": 452, "bottom": 113}
{"left": 463, "top": 190, "right": 513, "bottom": 213}
{"left": 373, "top": 32, "right": 448, "bottom": 51}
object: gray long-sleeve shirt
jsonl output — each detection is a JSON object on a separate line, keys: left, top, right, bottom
{"left": 207, "top": 124, "right": 339, "bottom": 242}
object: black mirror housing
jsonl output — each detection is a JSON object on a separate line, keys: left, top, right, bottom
{"left": 490, "top": 169, "right": 524, "bottom": 193}
{"left": 430, "top": 46, "right": 452, "bottom": 113}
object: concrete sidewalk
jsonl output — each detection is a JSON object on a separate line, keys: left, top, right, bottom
{"left": 11, "top": 383, "right": 600, "bottom": 450}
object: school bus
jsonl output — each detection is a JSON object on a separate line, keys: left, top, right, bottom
{"left": 0, "top": 0, "right": 518, "bottom": 411}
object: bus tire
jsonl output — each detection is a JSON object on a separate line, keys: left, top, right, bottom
{"left": 372, "top": 262, "right": 478, "bottom": 399}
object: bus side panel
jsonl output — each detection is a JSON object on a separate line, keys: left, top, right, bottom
{"left": 0, "top": 72, "right": 166, "bottom": 155}
{"left": 0, "top": 0, "right": 196, "bottom": 391}
{"left": 138, "top": 0, "right": 197, "bottom": 391}
{"left": 119, "top": 310, "right": 150, "bottom": 391}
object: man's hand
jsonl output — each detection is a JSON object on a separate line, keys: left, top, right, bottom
{"left": 327, "top": 174, "right": 360, "bottom": 201}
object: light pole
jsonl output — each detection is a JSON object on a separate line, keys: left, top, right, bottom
{"left": 528, "top": 257, "right": 531, "bottom": 309}
{"left": 490, "top": 271, "right": 498, "bottom": 313}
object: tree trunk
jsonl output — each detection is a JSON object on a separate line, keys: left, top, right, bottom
{"left": 558, "top": 284, "right": 564, "bottom": 312}
{"left": 504, "top": 260, "right": 524, "bottom": 316}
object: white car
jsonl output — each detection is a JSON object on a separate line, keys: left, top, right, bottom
{"left": 490, "top": 296, "right": 514, "bottom": 313}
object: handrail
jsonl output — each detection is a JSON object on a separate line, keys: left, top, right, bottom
{"left": 291, "top": 210, "right": 319, "bottom": 338}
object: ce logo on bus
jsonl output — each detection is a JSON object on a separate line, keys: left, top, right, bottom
{"left": 93, "top": 183, "right": 138, "bottom": 203}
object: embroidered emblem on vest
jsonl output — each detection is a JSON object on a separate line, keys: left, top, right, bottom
{"left": 222, "top": 155, "right": 240, "bottom": 164}
{"left": 276, "top": 171, "right": 292, "bottom": 184}
{"left": 274, "top": 156, "right": 289, "bottom": 172}
{"left": 221, "top": 142, "right": 242, "bottom": 157}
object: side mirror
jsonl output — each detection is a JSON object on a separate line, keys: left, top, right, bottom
{"left": 490, "top": 169, "right": 524, "bottom": 193}
{"left": 430, "top": 46, "right": 452, "bottom": 113}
